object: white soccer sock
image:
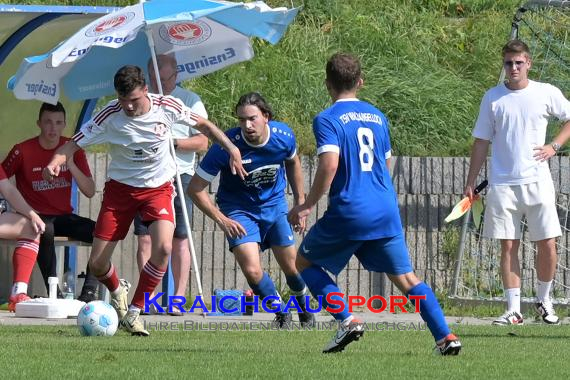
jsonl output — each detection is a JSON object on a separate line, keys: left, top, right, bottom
{"left": 11, "top": 282, "right": 28, "bottom": 297}
{"left": 505, "top": 288, "right": 521, "bottom": 313}
{"left": 536, "top": 280, "right": 553, "bottom": 303}
{"left": 128, "top": 305, "right": 141, "bottom": 314}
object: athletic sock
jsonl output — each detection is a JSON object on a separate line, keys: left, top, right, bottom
{"left": 407, "top": 282, "right": 450, "bottom": 342}
{"left": 536, "top": 280, "right": 552, "bottom": 303}
{"left": 11, "top": 282, "right": 28, "bottom": 297}
{"left": 11, "top": 239, "right": 40, "bottom": 295}
{"left": 249, "top": 272, "right": 284, "bottom": 314}
{"left": 96, "top": 264, "right": 120, "bottom": 293}
{"left": 285, "top": 273, "right": 308, "bottom": 307}
{"left": 131, "top": 261, "right": 167, "bottom": 309}
{"left": 505, "top": 287, "right": 521, "bottom": 312}
{"left": 300, "top": 265, "right": 350, "bottom": 322}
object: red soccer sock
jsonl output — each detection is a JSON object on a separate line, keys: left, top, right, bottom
{"left": 12, "top": 239, "right": 39, "bottom": 284}
{"left": 96, "top": 264, "right": 120, "bottom": 293}
{"left": 131, "top": 261, "right": 166, "bottom": 309}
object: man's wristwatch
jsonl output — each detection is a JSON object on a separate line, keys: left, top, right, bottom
{"left": 551, "top": 142, "right": 561, "bottom": 153}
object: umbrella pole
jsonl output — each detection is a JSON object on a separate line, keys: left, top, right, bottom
{"left": 145, "top": 28, "right": 205, "bottom": 302}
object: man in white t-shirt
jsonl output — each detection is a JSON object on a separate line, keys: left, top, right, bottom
{"left": 43, "top": 65, "right": 246, "bottom": 336}
{"left": 464, "top": 39, "right": 570, "bottom": 326}
{"left": 134, "top": 55, "right": 208, "bottom": 316}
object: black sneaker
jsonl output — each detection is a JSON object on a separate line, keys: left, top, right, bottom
{"left": 273, "top": 312, "right": 292, "bottom": 329}
{"left": 77, "top": 288, "right": 98, "bottom": 303}
{"left": 297, "top": 299, "right": 316, "bottom": 327}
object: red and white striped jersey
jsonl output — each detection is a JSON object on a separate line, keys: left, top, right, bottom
{"left": 73, "top": 93, "right": 199, "bottom": 188}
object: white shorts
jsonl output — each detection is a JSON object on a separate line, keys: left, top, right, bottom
{"left": 483, "top": 180, "right": 561, "bottom": 241}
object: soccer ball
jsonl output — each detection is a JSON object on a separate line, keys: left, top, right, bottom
{"left": 77, "top": 301, "right": 119, "bottom": 337}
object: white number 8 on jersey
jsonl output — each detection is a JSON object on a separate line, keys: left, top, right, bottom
{"left": 357, "top": 127, "right": 374, "bottom": 171}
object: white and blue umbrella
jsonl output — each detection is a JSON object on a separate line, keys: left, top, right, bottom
{"left": 8, "top": 0, "right": 299, "bottom": 104}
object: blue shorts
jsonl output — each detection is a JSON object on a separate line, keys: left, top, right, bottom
{"left": 222, "top": 202, "right": 294, "bottom": 251}
{"left": 134, "top": 173, "right": 193, "bottom": 239}
{"left": 299, "top": 227, "right": 413, "bottom": 276}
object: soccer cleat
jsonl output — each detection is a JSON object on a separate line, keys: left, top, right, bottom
{"left": 120, "top": 310, "right": 150, "bottom": 336}
{"left": 110, "top": 279, "right": 130, "bottom": 320}
{"left": 492, "top": 310, "right": 524, "bottom": 326}
{"left": 273, "top": 312, "right": 292, "bottom": 329}
{"left": 297, "top": 300, "right": 316, "bottom": 327}
{"left": 535, "top": 301, "right": 560, "bottom": 325}
{"left": 77, "top": 287, "right": 98, "bottom": 303}
{"left": 434, "top": 333, "right": 462, "bottom": 356}
{"left": 8, "top": 293, "right": 31, "bottom": 312}
{"left": 298, "top": 311, "right": 316, "bottom": 327}
{"left": 322, "top": 318, "right": 364, "bottom": 353}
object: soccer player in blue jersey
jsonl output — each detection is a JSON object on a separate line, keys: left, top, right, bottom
{"left": 288, "top": 53, "right": 461, "bottom": 355}
{"left": 188, "top": 92, "right": 314, "bottom": 328}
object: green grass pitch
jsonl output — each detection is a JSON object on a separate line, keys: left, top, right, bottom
{"left": 1, "top": 324, "right": 568, "bottom": 379}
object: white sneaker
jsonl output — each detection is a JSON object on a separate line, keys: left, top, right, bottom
{"left": 433, "top": 333, "right": 462, "bottom": 356}
{"left": 120, "top": 309, "right": 150, "bottom": 336}
{"left": 492, "top": 310, "right": 524, "bottom": 326}
{"left": 322, "top": 318, "right": 364, "bottom": 353}
{"left": 535, "top": 301, "right": 560, "bottom": 325}
{"left": 110, "top": 279, "right": 130, "bottom": 320}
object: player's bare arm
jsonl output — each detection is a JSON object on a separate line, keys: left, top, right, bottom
{"left": 42, "top": 140, "right": 81, "bottom": 181}
{"left": 66, "top": 156, "right": 95, "bottom": 198}
{"left": 187, "top": 114, "right": 248, "bottom": 179}
{"left": 187, "top": 175, "right": 247, "bottom": 239}
{"left": 288, "top": 151, "right": 338, "bottom": 227}
{"left": 464, "top": 138, "right": 490, "bottom": 200}
{"left": 285, "top": 155, "right": 306, "bottom": 233}
{"left": 533, "top": 120, "right": 570, "bottom": 162}
{"left": 0, "top": 179, "right": 45, "bottom": 234}
{"left": 174, "top": 133, "right": 208, "bottom": 153}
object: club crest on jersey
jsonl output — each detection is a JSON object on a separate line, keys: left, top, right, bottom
{"left": 154, "top": 123, "right": 167, "bottom": 137}
{"left": 158, "top": 21, "right": 212, "bottom": 46}
{"left": 85, "top": 12, "right": 136, "bottom": 37}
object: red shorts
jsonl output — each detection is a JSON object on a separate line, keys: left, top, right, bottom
{"left": 94, "top": 179, "right": 175, "bottom": 241}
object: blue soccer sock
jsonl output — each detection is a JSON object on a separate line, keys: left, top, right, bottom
{"left": 285, "top": 273, "right": 308, "bottom": 307}
{"left": 249, "top": 272, "right": 285, "bottom": 315}
{"left": 407, "top": 282, "right": 450, "bottom": 342}
{"left": 300, "top": 265, "right": 350, "bottom": 322}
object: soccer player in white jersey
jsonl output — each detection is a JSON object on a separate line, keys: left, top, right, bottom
{"left": 465, "top": 39, "right": 570, "bottom": 326}
{"left": 188, "top": 92, "right": 314, "bottom": 328}
{"left": 288, "top": 53, "right": 461, "bottom": 355}
{"left": 43, "top": 65, "right": 246, "bottom": 336}
{"left": 134, "top": 54, "right": 208, "bottom": 316}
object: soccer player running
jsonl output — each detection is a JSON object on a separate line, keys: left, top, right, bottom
{"left": 188, "top": 92, "right": 315, "bottom": 328}
{"left": 2, "top": 102, "right": 100, "bottom": 304}
{"left": 464, "top": 40, "right": 570, "bottom": 326}
{"left": 288, "top": 53, "right": 461, "bottom": 355}
{"left": 0, "top": 166, "right": 45, "bottom": 311}
{"left": 43, "top": 65, "right": 246, "bottom": 336}
{"left": 133, "top": 55, "right": 208, "bottom": 316}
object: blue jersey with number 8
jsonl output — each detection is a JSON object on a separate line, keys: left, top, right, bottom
{"left": 313, "top": 98, "right": 402, "bottom": 239}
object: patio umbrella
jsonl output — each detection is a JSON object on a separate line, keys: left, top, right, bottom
{"left": 8, "top": 0, "right": 299, "bottom": 299}
{"left": 8, "top": 0, "right": 299, "bottom": 103}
